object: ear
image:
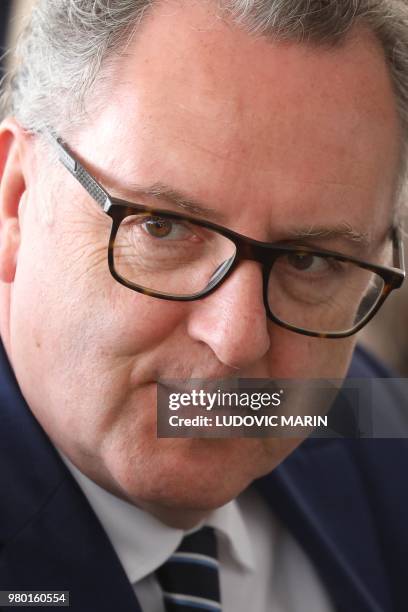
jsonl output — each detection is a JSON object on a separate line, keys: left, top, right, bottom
{"left": 0, "top": 119, "right": 31, "bottom": 283}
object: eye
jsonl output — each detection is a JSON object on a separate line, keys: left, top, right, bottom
{"left": 142, "top": 217, "right": 194, "bottom": 240}
{"left": 287, "top": 252, "right": 331, "bottom": 274}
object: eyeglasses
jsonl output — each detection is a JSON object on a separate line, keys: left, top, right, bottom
{"left": 49, "top": 134, "right": 405, "bottom": 339}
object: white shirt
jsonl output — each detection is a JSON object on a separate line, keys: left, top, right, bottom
{"left": 60, "top": 454, "right": 334, "bottom": 612}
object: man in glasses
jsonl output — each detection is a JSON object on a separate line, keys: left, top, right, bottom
{"left": 0, "top": 1, "right": 407, "bottom": 611}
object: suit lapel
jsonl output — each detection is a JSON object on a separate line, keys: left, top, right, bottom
{"left": 1, "top": 477, "right": 142, "bottom": 612}
{"left": 0, "top": 343, "right": 142, "bottom": 612}
{"left": 254, "top": 438, "right": 391, "bottom": 612}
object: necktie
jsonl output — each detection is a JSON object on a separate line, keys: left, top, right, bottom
{"left": 156, "top": 526, "right": 222, "bottom": 611}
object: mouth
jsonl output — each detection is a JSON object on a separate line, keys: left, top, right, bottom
{"left": 156, "top": 374, "right": 287, "bottom": 401}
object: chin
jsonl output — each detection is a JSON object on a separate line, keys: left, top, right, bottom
{"left": 109, "top": 437, "right": 299, "bottom": 520}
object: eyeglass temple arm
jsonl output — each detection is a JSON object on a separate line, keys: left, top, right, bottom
{"left": 47, "top": 134, "right": 111, "bottom": 212}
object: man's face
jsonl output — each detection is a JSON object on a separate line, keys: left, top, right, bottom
{"left": 0, "top": 2, "right": 400, "bottom": 526}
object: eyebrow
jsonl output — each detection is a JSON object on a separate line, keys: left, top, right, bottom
{"left": 118, "top": 181, "right": 227, "bottom": 223}
{"left": 286, "top": 222, "right": 373, "bottom": 251}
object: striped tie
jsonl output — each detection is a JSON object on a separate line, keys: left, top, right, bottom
{"left": 156, "top": 526, "right": 222, "bottom": 612}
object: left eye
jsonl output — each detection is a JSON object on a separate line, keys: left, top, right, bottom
{"left": 287, "top": 252, "right": 331, "bottom": 273}
{"left": 142, "top": 217, "right": 194, "bottom": 240}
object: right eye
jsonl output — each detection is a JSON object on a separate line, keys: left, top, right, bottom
{"left": 141, "top": 216, "right": 194, "bottom": 241}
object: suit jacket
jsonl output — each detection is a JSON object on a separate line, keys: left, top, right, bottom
{"left": 0, "top": 341, "right": 407, "bottom": 612}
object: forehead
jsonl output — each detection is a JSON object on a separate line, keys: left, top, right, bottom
{"left": 79, "top": 0, "right": 400, "bottom": 239}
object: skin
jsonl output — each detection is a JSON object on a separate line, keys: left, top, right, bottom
{"left": 0, "top": 1, "right": 401, "bottom": 528}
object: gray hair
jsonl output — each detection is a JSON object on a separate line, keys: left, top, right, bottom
{"left": 2, "top": 0, "right": 408, "bottom": 207}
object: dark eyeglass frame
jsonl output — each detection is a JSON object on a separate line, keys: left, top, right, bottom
{"left": 50, "top": 134, "right": 405, "bottom": 339}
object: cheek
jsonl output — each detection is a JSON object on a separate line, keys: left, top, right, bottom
{"left": 11, "top": 247, "right": 189, "bottom": 384}
{"left": 108, "top": 287, "right": 190, "bottom": 354}
{"left": 267, "top": 324, "right": 356, "bottom": 379}
{"left": 8, "top": 200, "right": 188, "bottom": 424}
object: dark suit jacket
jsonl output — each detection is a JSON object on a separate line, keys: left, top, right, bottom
{"left": 0, "top": 341, "right": 407, "bottom": 611}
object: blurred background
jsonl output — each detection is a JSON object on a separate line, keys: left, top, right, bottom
{"left": 1, "top": 0, "right": 407, "bottom": 376}
{"left": 0, "top": 1, "right": 13, "bottom": 75}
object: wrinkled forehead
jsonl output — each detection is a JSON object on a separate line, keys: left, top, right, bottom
{"left": 75, "top": 1, "right": 401, "bottom": 239}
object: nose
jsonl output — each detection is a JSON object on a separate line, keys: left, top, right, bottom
{"left": 186, "top": 261, "right": 271, "bottom": 370}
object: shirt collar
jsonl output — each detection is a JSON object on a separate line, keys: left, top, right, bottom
{"left": 59, "top": 451, "right": 255, "bottom": 584}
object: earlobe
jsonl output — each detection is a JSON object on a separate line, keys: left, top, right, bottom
{"left": 0, "top": 121, "right": 28, "bottom": 284}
